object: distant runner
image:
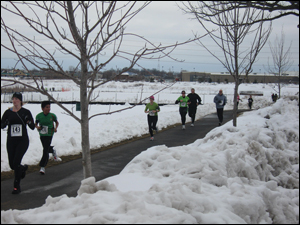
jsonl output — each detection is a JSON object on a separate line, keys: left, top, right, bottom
{"left": 213, "top": 89, "right": 227, "bottom": 126}
{"left": 187, "top": 88, "right": 202, "bottom": 126}
{"left": 1, "top": 92, "right": 35, "bottom": 194}
{"left": 248, "top": 95, "right": 253, "bottom": 110}
{"left": 145, "top": 96, "right": 160, "bottom": 141}
{"left": 236, "top": 94, "right": 242, "bottom": 109}
{"left": 175, "top": 90, "right": 190, "bottom": 130}
{"left": 35, "top": 101, "right": 61, "bottom": 175}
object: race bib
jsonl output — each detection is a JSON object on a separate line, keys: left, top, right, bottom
{"left": 180, "top": 102, "right": 186, "bottom": 107}
{"left": 149, "top": 111, "right": 155, "bottom": 116}
{"left": 11, "top": 124, "right": 22, "bottom": 137}
{"left": 39, "top": 126, "right": 48, "bottom": 134}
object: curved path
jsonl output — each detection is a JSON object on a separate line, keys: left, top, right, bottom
{"left": 1, "top": 109, "right": 249, "bottom": 211}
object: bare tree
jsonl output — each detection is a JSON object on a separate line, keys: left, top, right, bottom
{"left": 266, "top": 28, "right": 294, "bottom": 98}
{"left": 1, "top": 1, "right": 207, "bottom": 178}
{"left": 179, "top": 1, "right": 272, "bottom": 127}
{"left": 184, "top": 1, "right": 299, "bottom": 26}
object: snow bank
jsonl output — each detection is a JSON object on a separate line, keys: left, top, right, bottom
{"left": 1, "top": 97, "right": 298, "bottom": 224}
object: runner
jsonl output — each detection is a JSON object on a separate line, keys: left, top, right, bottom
{"left": 175, "top": 90, "right": 191, "bottom": 129}
{"left": 248, "top": 95, "right": 253, "bottom": 109}
{"left": 1, "top": 92, "right": 35, "bottom": 194}
{"left": 236, "top": 94, "right": 242, "bottom": 109}
{"left": 35, "top": 100, "right": 61, "bottom": 175}
{"left": 213, "top": 89, "right": 227, "bottom": 126}
{"left": 144, "top": 96, "right": 160, "bottom": 141}
{"left": 187, "top": 88, "right": 202, "bottom": 126}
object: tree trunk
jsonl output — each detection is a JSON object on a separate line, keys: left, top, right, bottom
{"left": 233, "top": 25, "right": 239, "bottom": 127}
{"left": 233, "top": 79, "right": 239, "bottom": 127}
{"left": 278, "top": 69, "right": 281, "bottom": 99}
{"left": 80, "top": 58, "right": 92, "bottom": 179}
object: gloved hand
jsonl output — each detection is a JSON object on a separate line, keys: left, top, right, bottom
{"left": 222, "top": 103, "right": 226, "bottom": 106}
{"left": 1, "top": 119, "right": 9, "bottom": 129}
{"left": 25, "top": 115, "right": 32, "bottom": 125}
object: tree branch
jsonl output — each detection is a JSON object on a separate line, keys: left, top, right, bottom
{"left": 88, "top": 82, "right": 176, "bottom": 120}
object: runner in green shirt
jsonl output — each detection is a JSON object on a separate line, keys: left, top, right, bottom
{"left": 175, "top": 90, "right": 191, "bottom": 130}
{"left": 144, "top": 96, "right": 160, "bottom": 141}
{"left": 35, "top": 101, "right": 61, "bottom": 175}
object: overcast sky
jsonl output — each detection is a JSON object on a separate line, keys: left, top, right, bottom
{"left": 1, "top": 1, "right": 299, "bottom": 73}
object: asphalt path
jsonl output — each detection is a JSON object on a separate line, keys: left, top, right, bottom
{"left": 1, "top": 109, "right": 249, "bottom": 211}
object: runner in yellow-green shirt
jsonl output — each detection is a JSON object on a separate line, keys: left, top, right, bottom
{"left": 175, "top": 90, "right": 191, "bottom": 130}
{"left": 144, "top": 96, "right": 160, "bottom": 141}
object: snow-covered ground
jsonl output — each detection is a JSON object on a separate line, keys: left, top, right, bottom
{"left": 1, "top": 81, "right": 299, "bottom": 224}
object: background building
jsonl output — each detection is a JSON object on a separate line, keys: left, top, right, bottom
{"left": 181, "top": 71, "right": 299, "bottom": 84}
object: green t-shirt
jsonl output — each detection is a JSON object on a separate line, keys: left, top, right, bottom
{"left": 177, "top": 96, "right": 190, "bottom": 107}
{"left": 145, "top": 102, "right": 160, "bottom": 116}
{"left": 36, "top": 112, "right": 57, "bottom": 136}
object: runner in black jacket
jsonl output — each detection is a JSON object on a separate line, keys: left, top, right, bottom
{"left": 1, "top": 92, "right": 35, "bottom": 194}
{"left": 248, "top": 95, "right": 253, "bottom": 109}
{"left": 187, "top": 88, "right": 202, "bottom": 126}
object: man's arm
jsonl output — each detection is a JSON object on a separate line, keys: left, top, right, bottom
{"left": 54, "top": 120, "right": 59, "bottom": 132}
{"left": 197, "top": 95, "right": 202, "bottom": 104}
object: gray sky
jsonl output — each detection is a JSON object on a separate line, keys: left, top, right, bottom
{"left": 1, "top": 1, "right": 299, "bottom": 74}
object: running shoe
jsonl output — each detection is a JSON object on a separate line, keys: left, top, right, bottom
{"left": 12, "top": 186, "right": 21, "bottom": 194}
{"left": 182, "top": 125, "right": 185, "bottom": 130}
{"left": 53, "top": 149, "right": 62, "bottom": 162}
{"left": 191, "top": 123, "right": 194, "bottom": 127}
{"left": 21, "top": 164, "right": 28, "bottom": 179}
{"left": 40, "top": 167, "right": 45, "bottom": 175}
{"left": 150, "top": 137, "right": 154, "bottom": 141}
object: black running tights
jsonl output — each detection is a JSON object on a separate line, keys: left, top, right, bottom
{"left": 6, "top": 137, "right": 29, "bottom": 188}
{"left": 147, "top": 115, "right": 158, "bottom": 137}
{"left": 39, "top": 136, "right": 54, "bottom": 167}
{"left": 179, "top": 107, "right": 188, "bottom": 125}
{"left": 188, "top": 107, "right": 197, "bottom": 123}
{"left": 217, "top": 108, "right": 224, "bottom": 123}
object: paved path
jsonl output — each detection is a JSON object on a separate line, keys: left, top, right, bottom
{"left": 1, "top": 109, "right": 249, "bottom": 211}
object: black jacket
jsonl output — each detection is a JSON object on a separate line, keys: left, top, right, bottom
{"left": 1, "top": 107, "right": 35, "bottom": 138}
{"left": 187, "top": 93, "right": 201, "bottom": 107}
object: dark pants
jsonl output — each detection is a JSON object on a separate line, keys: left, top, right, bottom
{"left": 39, "top": 136, "right": 54, "bottom": 167}
{"left": 147, "top": 115, "right": 158, "bottom": 137}
{"left": 248, "top": 102, "right": 252, "bottom": 109}
{"left": 217, "top": 108, "right": 224, "bottom": 123}
{"left": 179, "top": 107, "right": 188, "bottom": 125}
{"left": 188, "top": 106, "right": 197, "bottom": 123}
{"left": 7, "top": 137, "right": 29, "bottom": 188}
